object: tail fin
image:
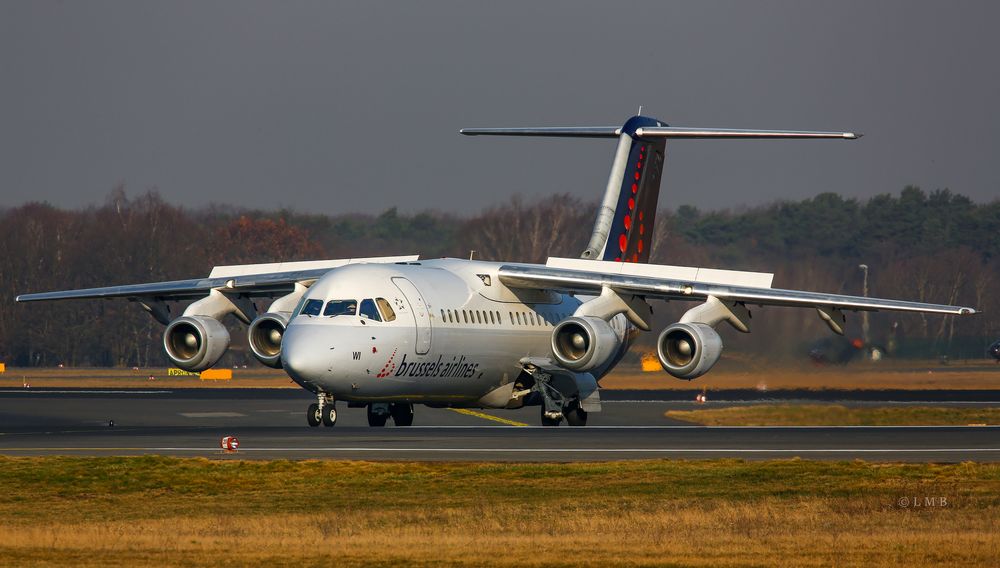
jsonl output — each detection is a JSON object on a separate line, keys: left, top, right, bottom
{"left": 461, "top": 117, "right": 859, "bottom": 264}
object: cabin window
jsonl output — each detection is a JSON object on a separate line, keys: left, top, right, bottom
{"left": 440, "top": 309, "right": 446, "bottom": 321}
{"left": 462, "top": 310, "right": 469, "bottom": 324}
{"left": 488, "top": 311, "right": 496, "bottom": 325}
{"left": 516, "top": 312, "right": 523, "bottom": 325}
{"left": 375, "top": 298, "right": 396, "bottom": 322}
{"left": 448, "top": 310, "right": 454, "bottom": 323}
{"left": 528, "top": 313, "right": 536, "bottom": 326}
{"left": 324, "top": 299, "right": 357, "bottom": 317}
{"left": 508, "top": 312, "right": 514, "bottom": 325}
{"left": 475, "top": 311, "right": 483, "bottom": 324}
{"left": 300, "top": 299, "right": 324, "bottom": 317}
{"left": 358, "top": 299, "right": 381, "bottom": 321}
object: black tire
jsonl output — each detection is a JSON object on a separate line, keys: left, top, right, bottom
{"left": 563, "top": 402, "right": 587, "bottom": 427}
{"left": 367, "top": 405, "right": 389, "bottom": 427}
{"left": 390, "top": 403, "right": 414, "bottom": 426}
{"left": 540, "top": 406, "right": 562, "bottom": 427}
{"left": 322, "top": 404, "right": 337, "bottom": 427}
{"left": 307, "top": 403, "right": 321, "bottom": 427}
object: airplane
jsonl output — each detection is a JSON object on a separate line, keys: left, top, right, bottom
{"left": 15, "top": 114, "right": 977, "bottom": 427}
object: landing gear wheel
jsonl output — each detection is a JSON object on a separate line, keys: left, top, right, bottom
{"left": 563, "top": 402, "right": 588, "bottom": 427}
{"left": 367, "top": 405, "right": 389, "bottom": 427}
{"left": 390, "top": 403, "right": 414, "bottom": 427}
{"left": 322, "top": 404, "right": 337, "bottom": 427}
{"left": 540, "top": 406, "right": 563, "bottom": 427}
{"left": 307, "top": 403, "right": 321, "bottom": 427}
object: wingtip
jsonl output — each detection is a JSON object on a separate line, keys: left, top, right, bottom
{"left": 845, "top": 132, "right": 863, "bottom": 139}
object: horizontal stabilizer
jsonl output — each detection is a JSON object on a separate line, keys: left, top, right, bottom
{"left": 460, "top": 125, "right": 859, "bottom": 140}
{"left": 460, "top": 126, "right": 620, "bottom": 138}
{"left": 633, "top": 127, "right": 860, "bottom": 139}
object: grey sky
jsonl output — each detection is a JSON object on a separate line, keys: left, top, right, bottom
{"left": 2, "top": 1, "right": 998, "bottom": 215}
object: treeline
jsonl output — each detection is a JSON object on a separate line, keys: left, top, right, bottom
{"left": 0, "top": 185, "right": 996, "bottom": 367}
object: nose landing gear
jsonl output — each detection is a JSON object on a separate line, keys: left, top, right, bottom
{"left": 307, "top": 403, "right": 321, "bottom": 427}
{"left": 308, "top": 392, "right": 336, "bottom": 427}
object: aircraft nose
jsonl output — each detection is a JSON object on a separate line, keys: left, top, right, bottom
{"left": 280, "top": 324, "right": 328, "bottom": 382}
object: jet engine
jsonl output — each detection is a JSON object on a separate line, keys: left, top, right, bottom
{"left": 551, "top": 316, "right": 622, "bottom": 372}
{"left": 163, "top": 316, "right": 231, "bottom": 372}
{"left": 248, "top": 312, "right": 290, "bottom": 369}
{"left": 657, "top": 322, "right": 723, "bottom": 380}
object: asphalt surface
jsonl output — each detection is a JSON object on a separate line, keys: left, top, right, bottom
{"left": 0, "top": 388, "right": 997, "bottom": 462}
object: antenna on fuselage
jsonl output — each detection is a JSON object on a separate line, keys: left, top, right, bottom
{"left": 469, "top": 250, "right": 476, "bottom": 260}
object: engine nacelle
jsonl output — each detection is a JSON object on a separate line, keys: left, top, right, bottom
{"left": 163, "top": 316, "right": 231, "bottom": 372}
{"left": 551, "top": 316, "right": 622, "bottom": 372}
{"left": 657, "top": 322, "right": 723, "bottom": 380}
{"left": 248, "top": 312, "right": 290, "bottom": 369}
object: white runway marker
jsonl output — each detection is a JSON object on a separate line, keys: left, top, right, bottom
{"left": 179, "top": 412, "right": 247, "bottom": 418}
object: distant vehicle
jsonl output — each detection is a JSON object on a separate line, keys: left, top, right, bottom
{"left": 989, "top": 340, "right": 1000, "bottom": 362}
{"left": 15, "top": 114, "right": 978, "bottom": 427}
{"left": 808, "top": 337, "right": 886, "bottom": 365}
{"left": 809, "top": 337, "right": 864, "bottom": 365}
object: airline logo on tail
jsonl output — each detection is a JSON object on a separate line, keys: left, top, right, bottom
{"left": 603, "top": 116, "right": 666, "bottom": 263}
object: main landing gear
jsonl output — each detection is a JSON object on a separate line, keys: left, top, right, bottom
{"left": 539, "top": 402, "right": 587, "bottom": 427}
{"left": 367, "top": 402, "right": 414, "bottom": 427}
{"left": 307, "top": 392, "right": 337, "bottom": 427}
{"left": 526, "top": 366, "right": 588, "bottom": 427}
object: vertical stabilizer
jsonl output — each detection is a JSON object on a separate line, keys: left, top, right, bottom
{"left": 581, "top": 116, "right": 665, "bottom": 263}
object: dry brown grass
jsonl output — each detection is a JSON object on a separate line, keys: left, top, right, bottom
{"left": 666, "top": 405, "right": 1000, "bottom": 426}
{"left": 0, "top": 457, "right": 997, "bottom": 566}
{"left": 0, "top": 500, "right": 996, "bottom": 567}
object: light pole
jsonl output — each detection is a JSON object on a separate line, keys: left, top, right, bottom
{"left": 859, "top": 264, "right": 870, "bottom": 347}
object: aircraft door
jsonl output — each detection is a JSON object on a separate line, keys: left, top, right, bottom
{"left": 391, "top": 277, "right": 432, "bottom": 355}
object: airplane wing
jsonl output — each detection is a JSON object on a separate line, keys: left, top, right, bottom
{"left": 15, "top": 256, "right": 420, "bottom": 303}
{"left": 498, "top": 258, "right": 975, "bottom": 321}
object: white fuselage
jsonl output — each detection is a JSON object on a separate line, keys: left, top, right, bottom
{"left": 280, "top": 258, "right": 628, "bottom": 406}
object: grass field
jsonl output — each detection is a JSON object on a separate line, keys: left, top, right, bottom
{"left": 666, "top": 405, "right": 1000, "bottom": 426}
{"left": 3, "top": 360, "right": 1000, "bottom": 390}
{"left": 0, "top": 366, "right": 296, "bottom": 389}
{"left": 0, "top": 457, "right": 997, "bottom": 566}
{"left": 600, "top": 360, "right": 1000, "bottom": 390}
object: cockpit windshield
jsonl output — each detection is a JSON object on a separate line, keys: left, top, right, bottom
{"left": 323, "top": 299, "right": 357, "bottom": 317}
{"left": 359, "top": 298, "right": 381, "bottom": 321}
{"left": 300, "top": 299, "right": 323, "bottom": 317}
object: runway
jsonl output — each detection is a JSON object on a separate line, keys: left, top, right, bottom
{"left": 1, "top": 388, "right": 997, "bottom": 461}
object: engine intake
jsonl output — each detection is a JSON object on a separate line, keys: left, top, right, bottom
{"left": 551, "top": 316, "right": 621, "bottom": 372}
{"left": 248, "top": 312, "right": 290, "bottom": 369}
{"left": 163, "top": 316, "right": 231, "bottom": 372}
{"left": 657, "top": 322, "right": 723, "bottom": 380}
